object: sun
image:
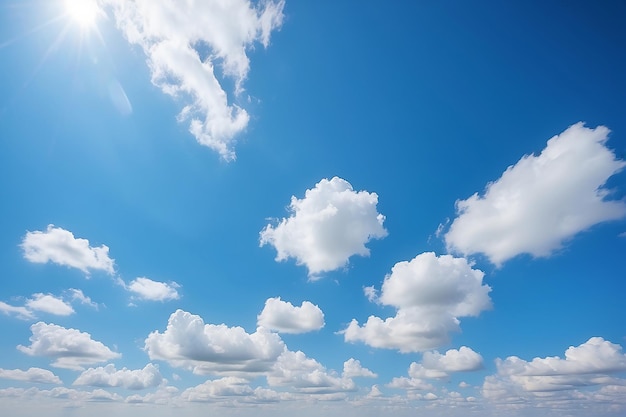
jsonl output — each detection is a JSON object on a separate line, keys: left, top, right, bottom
{"left": 64, "top": 0, "right": 102, "bottom": 29}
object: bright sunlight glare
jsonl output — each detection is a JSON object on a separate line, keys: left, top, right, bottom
{"left": 64, "top": 0, "right": 101, "bottom": 29}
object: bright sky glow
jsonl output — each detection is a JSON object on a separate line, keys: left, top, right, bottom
{"left": 0, "top": 1, "right": 625, "bottom": 417}
{"left": 64, "top": 0, "right": 101, "bottom": 29}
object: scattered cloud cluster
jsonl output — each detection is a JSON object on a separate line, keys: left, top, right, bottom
{"left": 21, "top": 225, "right": 115, "bottom": 275}
{"left": 1, "top": 289, "right": 99, "bottom": 320}
{"left": 257, "top": 297, "right": 324, "bottom": 333}
{"left": 102, "top": 0, "right": 285, "bottom": 160}
{"left": 445, "top": 123, "right": 626, "bottom": 265}
{"left": 73, "top": 364, "right": 163, "bottom": 390}
{"left": 482, "top": 337, "right": 626, "bottom": 415}
{"left": 343, "top": 252, "right": 491, "bottom": 352}
{"left": 17, "top": 322, "right": 120, "bottom": 370}
{"left": 260, "top": 177, "right": 388, "bottom": 277}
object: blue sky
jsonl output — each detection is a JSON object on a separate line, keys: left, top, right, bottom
{"left": 1, "top": 0, "right": 625, "bottom": 416}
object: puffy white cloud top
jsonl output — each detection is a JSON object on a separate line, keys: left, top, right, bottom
{"left": 26, "top": 294, "right": 74, "bottom": 316}
{"left": 445, "top": 123, "right": 626, "bottom": 265}
{"left": 343, "top": 252, "right": 491, "bottom": 352}
{"left": 144, "top": 310, "right": 285, "bottom": 375}
{"left": 483, "top": 337, "right": 626, "bottom": 400}
{"left": 257, "top": 297, "right": 324, "bottom": 334}
{"left": 73, "top": 364, "right": 163, "bottom": 390}
{"left": 260, "top": 177, "right": 387, "bottom": 277}
{"left": 127, "top": 277, "right": 180, "bottom": 302}
{"left": 17, "top": 322, "right": 120, "bottom": 370}
{"left": 21, "top": 225, "right": 114, "bottom": 275}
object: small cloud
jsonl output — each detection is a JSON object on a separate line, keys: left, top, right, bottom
{"left": 0, "top": 301, "right": 35, "bottom": 320}
{"left": 26, "top": 294, "right": 74, "bottom": 316}
{"left": 21, "top": 225, "right": 115, "bottom": 275}
{"left": 0, "top": 367, "right": 62, "bottom": 384}
{"left": 125, "top": 277, "right": 180, "bottom": 302}
{"left": 257, "top": 297, "right": 324, "bottom": 334}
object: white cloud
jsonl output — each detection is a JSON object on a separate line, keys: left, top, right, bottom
{"left": 445, "top": 123, "right": 626, "bottom": 265}
{"left": 73, "top": 364, "right": 163, "bottom": 390}
{"left": 257, "top": 297, "right": 325, "bottom": 334}
{"left": 342, "top": 358, "right": 377, "bottom": 378}
{"left": 0, "top": 301, "right": 34, "bottom": 320}
{"left": 103, "top": 0, "right": 285, "bottom": 160}
{"left": 26, "top": 293, "right": 74, "bottom": 316}
{"left": 0, "top": 367, "right": 62, "bottom": 384}
{"left": 267, "top": 350, "right": 355, "bottom": 394}
{"left": 17, "top": 322, "right": 121, "bottom": 370}
{"left": 483, "top": 337, "right": 626, "bottom": 398}
{"left": 182, "top": 377, "right": 253, "bottom": 401}
{"left": 421, "top": 347, "right": 484, "bottom": 373}
{"left": 260, "top": 177, "right": 388, "bottom": 277}
{"left": 68, "top": 289, "right": 99, "bottom": 309}
{"left": 127, "top": 277, "right": 180, "bottom": 301}
{"left": 145, "top": 309, "right": 285, "bottom": 375}
{"left": 342, "top": 252, "right": 491, "bottom": 352}
{"left": 21, "top": 225, "right": 115, "bottom": 275}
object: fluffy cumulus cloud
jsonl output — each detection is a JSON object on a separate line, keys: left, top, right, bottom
{"left": 483, "top": 337, "right": 626, "bottom": 399}
{"left": 21, "top": 225, "right": 114, "bottom": 275}
{"left": 182, "top": 376, "right": 253, "bottom": 401}
{"left": 25, "top": 293, "right": 74, "bottom": 316}
{"left": 267, "top": 350, "right": 355, "bottom": 394}
{"left": 260, "top": 177, "right": 388, "bottom": 277}
{"left": 0, "top": 368, "right": 62, "bottom": 384}
{"left": 445, "top": 123, "right": 626, "bottom": 265}
{"left": 342, "top": 358, "right": 377, "bottom": 378}
{"left": 127, "top": 277, "right": 180, "bottom": 301}
{"left": 73, "top": 364, "right": 163, "bottom": 390}
{"left": 145, "top": 309, "right": 285, "bottom": 375}
{"left": 257, "top": 297, "right": 325, "bottom": 334}
{"left": 102, "top": 0, "right": 285, "bottom": 160}
{"left": 408, "top": 347, "right": 484, "bottom": 380}
{"left": 481, "top": 338, "right": 626, "bottom": 415}
{"left": 342, "top": 252, "right": 491, "bottom": 352}
{"left": 17, "top": 322, "right": 120, "bottom": 370}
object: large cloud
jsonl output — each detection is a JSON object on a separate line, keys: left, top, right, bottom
{"left": 102, "top": 0, "right": 285, "bottom": 160}
{"left": 260, "top": 177, "right": 388, "bottom": 277}
{"left": 445, "top": 123, "right": 626, "bottom": 265}
{"left": 342, "top": 252, "right": 491, "bottom": 352}
{"left": 73, "top": 364, "right": 163, "bottom": 390}
{"left": 145, "top": 309, "right": 285, "bottom": 375}
{"left": 257, "top": 297, "right": 325, "bottom": 334}
{"left": 21, "top": 225, "right": 114, "bottom": 275}
{"left": 482, "top": 337, "right": 626, "bottom": 416}
{"left": 0, "top": 368, "right": 62, "bottom": 384}
{"left": 17, "top": 322, "right": 120, "bottom": 370}
{"left": 408, "top": 347, "right": 484, "bottom": 380}
{"left": 126, "top": 277, "right": 180, "bottom": 302}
